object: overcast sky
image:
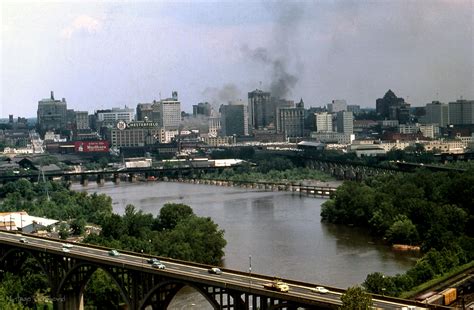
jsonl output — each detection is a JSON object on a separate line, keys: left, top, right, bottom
{"left": 1, "top": 0, "right": 473, "bottom": 118}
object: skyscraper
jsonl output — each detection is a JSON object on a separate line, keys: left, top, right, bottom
{"left": 248, "top": 89, "right": 271, "bottom": 131}
{"left": 219, "top": 102, "right": 248, "bottom": 136}
{"left": 160, "top": 92, "right": 181, "bottom": 130}
{"left": 422, "top": 101, "right": 449, "bottom": 127}
{"left": 449, "top": 99, "right": 474, "bottom": 125}
{"left": 336, "top": 111, "right": 354, "bottom": 134}
{"left": 276, "top": 98, "right": 305, "bottom": 138}
{"left": 37, "top": 91, "right": 67, "bottom": 132}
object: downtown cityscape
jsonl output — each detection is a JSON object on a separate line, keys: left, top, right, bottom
{"left": 1, "top": 1, "right": 473, "bottom": 310}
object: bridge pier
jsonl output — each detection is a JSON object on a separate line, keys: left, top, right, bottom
{"left": 96, "top": 174, "right": 105, "bottom": 186}
{"left": 128, "top": 173, "right": 137, "bottom": 183}
{"left": 80, "top": 175, "right": 88, "bottom": 186}
{"left": 113, "top": 173, "right": 120, "bottom": 184}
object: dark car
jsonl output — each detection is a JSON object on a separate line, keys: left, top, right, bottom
{"left": 147, "top": 258, "right": 160, "bottom": 264}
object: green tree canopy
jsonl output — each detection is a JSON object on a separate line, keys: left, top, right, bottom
{"left": 158, "top": 203, "right": 194, "bottom": 230}
{"left": 340, "top": 286, "right": 373, "bottom": 310}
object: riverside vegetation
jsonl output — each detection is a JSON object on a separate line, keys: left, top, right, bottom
{"left": 0, "top": 179, "right": 226, "bottom": 309}
{"left": 322, "top": 169, "right": 474, "bottom": 297}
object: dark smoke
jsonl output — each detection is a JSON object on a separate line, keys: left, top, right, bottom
{"left": 241, "top": 3, "right": 304, "bottom": 99}
{"left": 201, "top": 83, "right": 242, "bottom": 111}
{"left": 241, "top": 45, "right": 298, "bottom": 99}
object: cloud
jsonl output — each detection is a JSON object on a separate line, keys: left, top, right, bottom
{"left": 61, "top": 15, "right": 102, "bottom": 39}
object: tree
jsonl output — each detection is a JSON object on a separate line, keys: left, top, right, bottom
{"left": 385, "top": 215, "right": 419, "bottom": 245}
{"left": 84, "top": 269, "right": 122, "bottom": 309}
{"left": 58, "top": 223, "right": 70, "bottom": 240}
{"left": 70, "top": 217, "right": 86, "bottom": 235}
{"left": 363, "top": 272, "right": 396, "bottom": 295}
{"left": 158, "top": 203, "right": 194, "bottom": 230}
{"left": 163, "top": 216, "right": 226, "bottom": 265}
{"left": 340, "top": 286, "right": 373, "bottom": 309}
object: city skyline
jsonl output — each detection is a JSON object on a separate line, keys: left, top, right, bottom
{"left": 1, "top": 0, "right": 473, "bottom": 118}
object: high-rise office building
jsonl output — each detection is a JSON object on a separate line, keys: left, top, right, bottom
{"left": 376, "top": 90, "right": 406, "bottom": 118}
{"left": 248, "top": 89, "right": 271, "bottom": 131}
{"left": 37, "top": 91, "right": 67, "bottom": 131}
{"left": 422, "top": 101, "right": 449, "bottom": 127}
{"left": 219, "top": 103, "right": 248, "bottom": 136}
{"left": 315, "top": 112, "right": 333, "bottom": 132}
{"left": 449, "top": 99, "right": 474, "bottom": 125}
{"left": 336, "top": 111, "right": 354, "bottom": 134}
{"left": 276, "top": 98, "right": 305, "bottom": 138}
{"left": 193, "top": 102, "right": 212, "bottom": 117}
{"left": 75, "top": 111, "right": 89, "bottom": 130}
{"left": 160, "top": 92, "right": 181, "bottom": 130}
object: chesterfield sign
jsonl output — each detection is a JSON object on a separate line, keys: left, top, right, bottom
{"left": 116, "top": 121, "right": 160, "bottom": 130}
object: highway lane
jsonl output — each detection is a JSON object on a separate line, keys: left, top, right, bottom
{"left": 0, "top": 232, "right": 428, "bottom": 309}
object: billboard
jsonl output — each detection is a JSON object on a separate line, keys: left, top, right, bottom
{"left": 74, "top": 141, "right": 109, "bottom": 153}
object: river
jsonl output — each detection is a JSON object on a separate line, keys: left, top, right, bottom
{"left": 72, "top": 181, "right": 418, "bottom": 308}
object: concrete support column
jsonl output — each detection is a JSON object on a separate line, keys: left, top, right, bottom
{"left": 97, "top": 175, "right": 105, "bottom": 186}
{"left": 113, "top": 174, "right": 120, "bottom": 184}
{"left": 80, "top": 175, "right": 88, "bottom": 186}
{"left": 128, "top": 173, "right": 137, "bottom": 183}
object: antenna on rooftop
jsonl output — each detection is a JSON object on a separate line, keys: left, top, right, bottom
{"left": 259, "top": 81, "right": 262, "bottom": 88}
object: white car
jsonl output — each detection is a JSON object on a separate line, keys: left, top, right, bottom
{"left": 152, "top": 262, "right": 166, "bottom": 269}
{"left": 311, "top": 286, "right": 329, "bottom": 294}
{"left": 62, "top": 248, "right": 70, "bottom": 253}
{"left": 62, "top": 243, "right": 74, "bottom": 249}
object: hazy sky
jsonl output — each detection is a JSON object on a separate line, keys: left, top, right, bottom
{"left": 1, "top": 0, "right": 473, "bottom": 117}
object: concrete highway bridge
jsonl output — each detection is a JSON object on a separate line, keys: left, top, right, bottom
{"left": 0, "top": 232, "right": 447, "bottom": 310}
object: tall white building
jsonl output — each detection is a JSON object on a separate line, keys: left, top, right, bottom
{"left": 336, "top": 111, "right": 354, "bottom": 134}
{"left": 315, "top": 112, "right": 333, "bottom": 132}
{"left": 160, "top": 92, "right": 181, "bottom": 130}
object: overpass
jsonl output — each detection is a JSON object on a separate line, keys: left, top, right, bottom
{"left": 0, "top": 232, "right": 445, "bottom": 309}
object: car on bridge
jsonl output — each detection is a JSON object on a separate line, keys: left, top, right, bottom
{"left": 62, "top": 243, "right": 74, "bottom": 249}
{"left": 208, "top": 267, "right": 222, "bottom": 275}
{"left": 19, "top": 238, "right": 28, "bottom": 244}
{"left": 62, "top": 248, "right": 70, "bottom": 253}
{"left": 310, "top": 286, "right": 329, "bottom": 294}
{"left": 152, "top": 262, "right": 166, "bottom": 269}
{"left": 147, "top": 258, "right": 160, "bottom": 264}
{"left": 263, "top": 280, "right": 290, "bottom": 292}
{"left": 109, "top": 249, "right": 120, "bottom": 256}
